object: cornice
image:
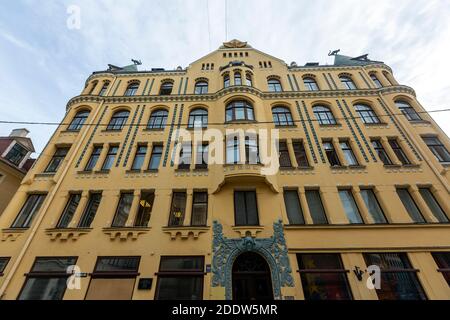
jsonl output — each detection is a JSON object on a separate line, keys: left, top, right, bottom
{"left": 66, "top": 85, "right": 416, "bottom": 110}
{"left": 288, "top": 63, "right": 393, "bottom": 74}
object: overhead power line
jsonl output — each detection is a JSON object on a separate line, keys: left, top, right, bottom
{"left": 0, "top": 108, "right": 448, "bottom": 128}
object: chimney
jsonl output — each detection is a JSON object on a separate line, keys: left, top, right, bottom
{"left": 9, "top": 128, "right": 29, "bottom": 138}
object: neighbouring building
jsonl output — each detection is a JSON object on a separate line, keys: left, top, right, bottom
{"left": 0, "top": 40, "right": 449, "bottom": 300}
{"left": 0, "top": 129, "right": 35, "bottom": 215}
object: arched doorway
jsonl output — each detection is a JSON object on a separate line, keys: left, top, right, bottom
{"left": 232, "top": 252, "right": 274, "bottom": 300}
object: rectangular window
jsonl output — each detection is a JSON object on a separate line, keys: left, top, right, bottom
{"left": 18, "top": 257, "right": 77, "bottom": 300}
{"left": 195, "top": 143, "right": 208, "bottom": 169}
{"left": 226, "top": 136, "right": 240, "bottom": 164}
{"left": 5, "top": 143, "right": 28, "bottom": 166}
{"left": 131, "top": 145, "right": 147, "bottom": 170}
{"left": 155, "top": 256, "right": 204, "bottom": 300}
{"left": 77, "top": 193, "right": 102, "bottom": 228}
{"left": 388, "top": 139, "right": 410, "bottom": 165}
{"left": 371, "top": 139, "right": 392, "bottom": 165}
{"left": 56, "top": 193, "right": 81, "bottom": 228}
{"left": 0, "top": 257, "right": 10, "bottom": 274}
{"left": 339, "top": 141, "right": 358, "bottom": 166}
{"left": 297, "top": 254, "right": 352, "bottom": 300}
{"left": 292, "top": 141, "right": 309, "bottom": 167}
{"left": 360, "top": 189, "right": 387, "bottom": 224}
{"left": 168, "top": 192, "right": 187, "bottom": 227}
{"left": 234, "top": 191, "right": 259, "bottom": 226}
{"left": 178, "top": 143, "right": 192, "bottom": 170}
{"left": 84, "top": 146, "right": 102, "bottom": 171}
{"left": 432, "top": 253, "right": 450, "bottom": 287}
{"left": 148, "top": 144, "right": 163, "bottom": 170}
{"left": 419, "top": 188, "right": 449, "bottom": 222}
{"left": 363, "top": 253, "right": 426, "bottom": 300}
{"left": 134, "top": 191, "right": 154, "bottom": 227}
{"left": 102, "top": 145, "right": 118, "bottom": 170}
{"left": 191, "top": 191, "right": 208, "bottom": 226}
{"left": 423, "top": 137, "right": 450, "bottom": 163}
{"left": 323, "top": 141, "right": 341, "bottom": 166}
{"left": 305, "top": 190, "right": 328, "bottom": 224}
{"left": 11, "top": 194, "right": 46, "bottom": 228}
{"left": 278, "top": 141, "right": 292, "bottom": 168}
{"left": 112, "top": 193, "right": 134, "bottom": 227}
{"left": 339, "top": 190, "right": 363, "bottom": 224}
{"left": 85, "top": 257, "right": 140, "bottom": 300}
{"left": 283, "top": 190, "right": 305, "bottom": 225}
{"left": 396, "top": 188, "right": 425, "bottom": 223}
{"left": 45, "top": 147, "right": 69, "bottom": 173}
{"left": 245, "top": 136, "right": 259, "bottom": 164}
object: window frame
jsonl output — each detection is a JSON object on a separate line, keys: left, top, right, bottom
{"left": 106, "top": 110, "right": 130, "bottom": 131}
{"left": 159, "top": 82, "right": 173, "bottom": 95}
{"left": 4, "top": 142, "right": 28, "bottom": 166}
{"left": 168, "top": 191, "right": 187, "bottom": 227}
{"left": 131, "top": 145, "right": 148, "bottom": 171}
{"left": 339, "top": 76, "right": 357, "bottom": 90}
{"left": 395, "top": 101, "right": 422, "bottom": 121}
{"left": 101, "top": 145, "right": 119, "bottom": 171}
{"left": 234, "top": 190, "right": 260, "bottom": 226}
{"left": 148, "top": 144, "right": 163, "bottom": 170}
{"left": 147, "top": 109, "right": 169, "bottom": 130}
{"left": 67, "top": 110, "right": 90, "bottom": 131}
{"left": 313, "top": 106, "right": 337, "bottom": 125}
{"left": 194, "top": 81, "right": 208, "bottom": 95}
{"left": 272, "top": 107, "right": 294, "bottom": 126}
{"left": 191, "top": 191, "right": 208, "bottom": 226}
{"left": 388, "top": 139, "right": 410, "bottom": 165}
{"left": 11, "top": 194, "right": 46, "bottom": 229}
{"left": 303, "top": 77, "right": 319, "bottom": 91}
{"left": 84, "top": 146, "right": 103, "bottom": 171}
{"left": 355, "top": 104, "right": 380, "bottom": 124}
{"left": 267, "top": 78, "right": 282, "bottom": 92}
{"left": 56, "top": 193, "right": 82, "bottom": 228}
{"left": 371, "top": 139, "right": 393, "bottom": 165}
{"left": 225, "top": 100, "right": 255, "bottom": 122}
{"left": 45, "top": 147, "right": 69, "bottom": 173}
{"left": 77, "top": 192, "right": 102, "bottom": 228}
{"left": 111, "top": 192, "right": 134, "bottom": 227}
{"left": 124, "top": 82, "right": 139, "bottom": 96}
{"left": 188, "top": 108, "right": 208, "bottom": 129}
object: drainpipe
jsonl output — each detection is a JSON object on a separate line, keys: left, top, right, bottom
{"left": 0, "top": 75, "right": 118, "bottom": 299}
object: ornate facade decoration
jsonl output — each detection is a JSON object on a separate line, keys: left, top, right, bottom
{"left": 212, "top": 220, "right": 294, "bottom": 300}
{"left": 222, "top": 39, "right": 249, "bottom": 48}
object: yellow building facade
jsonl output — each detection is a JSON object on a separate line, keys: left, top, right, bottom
{"left": 0, "top": 40, "right": 449, "bottom": 300}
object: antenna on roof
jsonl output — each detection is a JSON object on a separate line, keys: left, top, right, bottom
{"left": 328, "top": 49, "right": 340, "bottom": 56}
{"left": 131, "top": 59, "right": 142, "bottom": 65}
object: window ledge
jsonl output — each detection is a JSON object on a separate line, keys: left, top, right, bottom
{"left": 94, "top": 169, "right": 110, "bottom": 174}
{"left": 186, "top": 126, "right": 208, "bottom": 131}
{"left": 297, "top": 166, "right": 314, "bottom": 171}
{"left": 275, "top": 125, "right": 297, "bottom": 128}
{"left": 143, "top": 169, "right": 159, "bottom": 173}
{"left": 77, "top": 170, "right": 93, "bottom": 175}
{"left": 143, "top": 128, "right": 166, "bottom": 132}
{"left": 410, "top": 120, "right": 431, "bottom": 124}
{"left": 35, "top": 172, "right": 56, "bottom": 178}
{"left": 175, "top": 168, "right": 191, "bottom": 172}
{"left": 102, "top": 227, "right": 150, "bottom": 241}
{"left": 348, "top": 165, "right": 366, "bottom": 170}
{"left": 125, "top": 169, "right": 142, "bottom": 174}
{"left": 330, "top": 165, "right": 348, "bottom": 170}
{"left": 162, "top": 226, "right": 210, "bottom": 240}
{"left": 1, "top": 228, "right": 27, "bottom": 242}
{"left": 100, "top": 129, "right": 123, "bottom": 133}
{"left": 318, "top": 124, "right": 342, "bottom": 128}
{"left": 232, "top": 226, "right": 264, "bottom": 238}
{"left": 402, "top": 164, "right": 421, "bottom": 168}
{"left": 60, "top": 130, "right": 80, "bottom": 134}
{"left": 363, "top": 122, "right": 389, "bottom": 127}
{"left": 383, "top": 164, "right": 402, "bottom": 169}
{"left": 193, "top": 167, "right": 209, "bottom": 172}
{"left": 45, "top": 228, "right": 92, "bottom": 241}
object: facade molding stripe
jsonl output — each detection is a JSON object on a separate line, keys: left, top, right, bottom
{"left": 377, "top": 97, "right": 422, "bottom": 161}
{"left": 112, "top": 80, "right": 122, "bottom": 96}
{"left": 123, "top": 105, "right": 146, "bottom": 167}
{"left": 170, "top": 104, "right": 185, "bottom": 167}
{"left": 327, "top": 73, "right": 339, "bottom": 90}
{"left": 292, "top": 74, "right": 300, "bottom": 91}
{"left": 296, "top": 101, "right": 318, "bottom": 164}
{"left": 141, "top": 79, "right": 149, "bottom": 96}
{"left": 147, "top": 78, "right": 155, "bottom": 95}
{"left": 336, "top": 100, "right": 371, "bottom": 163}
{"left": 184, "top": 77, "right": 189, "bottom": 95}
{"left": 177, "top": 77, "right": 184, "bottom": 95}
{"left": 163, "top": 104, "right": 178, "bottom": 167}
{"left": 116, "top": 105, "right": 140, "bottom": 167}
{"left": 287, "top": 74, "right": 294, "bottom": 91}
{"left": 75, "top": 105, "right": 109, "bottom": 168}
{"left": 322, "top": 73, "right": 333, "bottom": 90}
{"left": 301, "top": 100, "right": 326, "bottom": 163}
{"left": 359, "top": 71, "right": 372, "bottom": 89}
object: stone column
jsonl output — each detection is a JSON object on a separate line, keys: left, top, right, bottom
{"left": 69, "top": 191, "right": 89, "bottom": 228}
{"left": 286, "top": 140, "right": 298, "bottom": 168}
{"left": 409, "top": 185, "right": 437, "bottom": 223}
{"left": 353, "top": 186, "right": 373, "bottom": 224}
{"left": 380, "top": 137, "right": 401, "bottom": 166}
{"left": 298, "top": 187, "right": 313, "bottom": 225}
{"left": 184, "top": 190, "right": 194, "bottom": 226}
{"left": 374, "top": 185, "right": 411, "bottom": 223}
{"left": 320, "top": 186, "right": 348, "bottom": 224}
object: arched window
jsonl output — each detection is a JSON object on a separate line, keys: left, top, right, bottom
{"left": 159, "top": 82, "right": 173, "bottom": 95}
{"left": 223, "top": 74, "right": 230, "bottom": 88}
{"left": 148, "top": 109, "right": 169, "bottom": 129}
{"left": 267, "top": 78, "right": 282, "bottom": 92}
{"left": 68, "top": 110, "right": 90, "bottom": 131}
{"left": 99, "top": 81, "right": 110, "bottom": 96}
{"left": 313, "top": 105, "right": 336, "bottom": 125}
{"left": 234, "top": 72, "right": 242, "bottom": 86}
{"left": 272, "top": 107, "right": 294, "bottom": 126}
{"left": 124, "top": 82, "right": 139, "bottom": 96}
{"left": 88, "top": 81, "right": 98, "bottom": 95}
{"left": 107, "top": 110, "right": 129, "bottom": 130}
{"left": 194, "top": 81, "right": 208, "bottom": 94}
{"left": 303, "top": 77, "right": 319, "bottom": 91}
{"left": 226, "top": 100, "right": 254, "bottom": 122}
{"left": 355, "top": 104, "right": 380, "bottom": 124}
{"left": 339, "top": 76, "right": 357, "bottom": 90}
{"left": 188, "top": 108, "right": 208, "bottom": 128}
{"left": 245, "top": 73, "right": 253, "bottom": 86}
{"left": 370, "top": 74, "right": 383, "bottom": 88}
{"left": 395, "top": 100, "right": 421, "bottom": 121}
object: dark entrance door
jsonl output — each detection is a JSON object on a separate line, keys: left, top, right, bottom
{"left": 232, "top": 252, "right": 274, "bottom": 300}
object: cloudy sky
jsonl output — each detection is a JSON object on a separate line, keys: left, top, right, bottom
{"left": 1, "top": 0, "right": 449, "bottom": 154}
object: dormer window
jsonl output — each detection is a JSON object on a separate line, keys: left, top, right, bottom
{"left": 5, "top": 143, "right": 28, "bottom": 167}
